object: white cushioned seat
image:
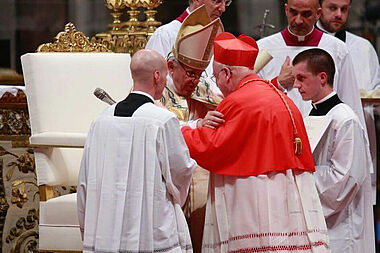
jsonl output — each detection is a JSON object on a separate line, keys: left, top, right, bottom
{"left": 39, "top": 193, "right": 82, "bottom": 250}
{"left": 40, "top": 193, "right": 79, "bottom": 226}
{"left": 39, "top": 226, "right": 82, "bottom": 251}
{"left": 21, "top": 52, "right": 133, "bottom": 252}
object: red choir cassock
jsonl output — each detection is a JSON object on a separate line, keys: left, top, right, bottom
{"left": 181, "top": 33, "right": 315, "bottom": 177}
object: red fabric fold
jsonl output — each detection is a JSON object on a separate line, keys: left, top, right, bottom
{"left": 271, "top": 77, "right": 279, "bottom": 89}
{"left": 176, "top": 9, "right": 189, "bottom": 23}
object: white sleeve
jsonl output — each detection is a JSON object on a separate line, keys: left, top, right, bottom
{"left": 159, "top": 117, "right": 197, "bottom": 207}
{"left": 179, "top": 119, "right": 199, "bottom": 129}
{"left": 314, "top": 119, "right": 371, "bottom": 218}
{"left": 77, "top": 141, "right": 89, "bottom": 240}
{"left": 145, "top": 27, "right": 173, "bottom": 58}
{"left": 368, "top": 45, "right": 380, "bottom": 90}
{"left": 335, "top": 53, "right": 366, "bottom": 128}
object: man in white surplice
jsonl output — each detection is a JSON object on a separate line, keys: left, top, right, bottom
{"left": 77, "top": 49, "right": 197, "bottom": 253}
{"left": 292, "top": 48, "right": 375, "bottom": 253}
{"left": 256, "top": 0, "right": 365, "bottom": 128}
{"left": 316, "top": 0, "right": 380, "bottom": 204}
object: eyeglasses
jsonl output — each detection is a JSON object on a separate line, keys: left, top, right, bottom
{"left": 211, "top": 0, "right": 232, "bottom": 7}
{"left": 176, "top": 60, "right": 203, "bottom": 80}
{"left": 210, "top": 67, "right": 231, "bottom": 82}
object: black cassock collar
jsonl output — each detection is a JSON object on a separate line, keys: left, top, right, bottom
{"left": 334, "top": 29, "right": 347, "bottom": 42}
{"left": 114, "top": 93, "right": 153, "bottom": 117}
{"left": 309, "top": 94, "right": 343, "bottom": 116}
{"left": 315, "top": 23, "right": 346, "bottom": 42}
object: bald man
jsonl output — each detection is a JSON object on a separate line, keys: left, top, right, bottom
{"left": 77, "top": 49, "right": 197, "bottom": 253}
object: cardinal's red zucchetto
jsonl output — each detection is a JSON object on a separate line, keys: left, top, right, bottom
{"left": 214, "top": 32, "right": 259, "bottom": 69}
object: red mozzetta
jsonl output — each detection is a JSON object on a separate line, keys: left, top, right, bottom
{"left": 181, "top": 74, "right": 315, "bottom": 177}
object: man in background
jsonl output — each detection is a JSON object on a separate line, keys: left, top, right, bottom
{"left": 316, "top": 0, "right": 380, "bottom": 204}
{"left": 292, "top": 48, "right": 375, "bottom": 252}
{"left": 256, "top": 0, "right": 365, "bottom": 128}
{"left": 146, "top": 0, "right": 229, "bottom": 58}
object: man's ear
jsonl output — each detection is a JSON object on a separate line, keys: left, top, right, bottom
{"left": 319, "top": 72, "right": 327, "bottom": 86}
{"left": 284, "top": 3, "right": 288, "bottom": 16}
{"left": 153, "top": 70, "right": 160, "bottom": 86}
{"left": 167, "top": 60, "right": 175, "bottom": 76}
{"left": 224, "top": 67, "right": 232, "bottom": 81}
{"left": 316, "top": 6, "right": 322, "bottom": 20}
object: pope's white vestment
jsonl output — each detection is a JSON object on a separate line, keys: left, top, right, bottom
{"left": 257, "top": 28, "right": 365, "bottom": 127}
{"left": 77, "top": 103, "right": 197, "bottom": 253}
{"left": 313, "top": 103, "right": 375, "bottom": 253}
{"left": 147, "top": 8, "right": 222, "bottom": 252}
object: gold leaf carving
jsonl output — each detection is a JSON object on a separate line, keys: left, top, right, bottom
{"left": 11, "top": 187, "right": 28, "bottom": 208}
{"left": 37, "top": 23, "right": 111, "bottom": 53}
{"left": 6, "top": 165, "right": 15, "bottom": 181}
{"left": 11, "top": 179, "right": 24, "bottom": 187}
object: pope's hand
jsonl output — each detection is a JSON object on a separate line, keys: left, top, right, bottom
{"left": 198, "top": 111, "right": 225, "bottom": 129}
{"left": 278, "top": 56, "right": 295, "bottom": 89}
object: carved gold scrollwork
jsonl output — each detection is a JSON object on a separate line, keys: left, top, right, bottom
{"left": 10, "top": 230, "right": 38, "bottom": 253}
{"left": 92, "top": 31, "right": 148, "bottom": 55}
{"left": 37, "top": 23, "right": 111, "bottom": 53}
{"left": 6, "top": 209, "right": 39, "bottom": 253}
{"left": 0, "top": 109, "right": 30, "bottom": 136}
{"left": 1, "top": 148, "right": 37, "bottom": 209}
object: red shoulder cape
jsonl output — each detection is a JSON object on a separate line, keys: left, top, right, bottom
{"left": 181, "top": 75, "right": 315, "bottom": 176}
{"left": 281, "top": 27, "right": 323, "bottom": 47}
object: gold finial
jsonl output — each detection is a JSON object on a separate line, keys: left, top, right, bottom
{"left": 140, "top": 0, "right": 163, "bottom": 34}
{"left": 294, "top": 137, "right": 302, "bottom": 156}
{"left": 36, "top": 23, "right": 111, "bottom": 53}
{"left": 92, "top": 0, "right": 163, "bottom": 54}
{"left": 104, "top": 0, "right": 128, "bottom": 31}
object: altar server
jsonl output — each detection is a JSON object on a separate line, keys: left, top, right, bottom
{"left": 316, "top": 0, "right": 380, "bottom": 204}
{"left": 77, "top": 49, "right": 197, "bottom": 253}
{"left": 293, "top": 48, "right": 375, "bottom": 253}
